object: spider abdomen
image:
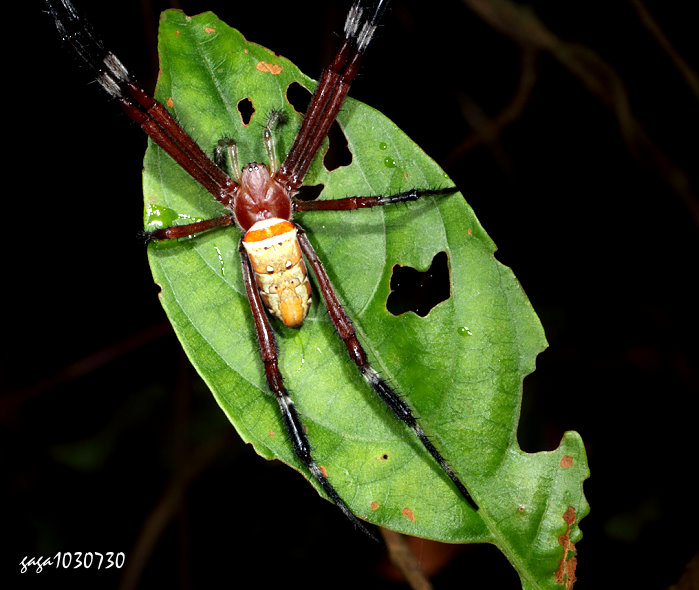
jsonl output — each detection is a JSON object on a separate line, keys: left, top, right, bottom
{"left": 242, "top": 218, "right": 312, "bottom": 328}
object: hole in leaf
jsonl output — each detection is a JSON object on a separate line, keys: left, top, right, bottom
{"left": 324, "top": 121, "right": 352, "bottom": 170}
{"left": 295, "top": 183, "right": 325, "bottom": 201}
{"left": 286, "top": 82, "right": 312, "bottom": 113}
{"left": 386, "top": 251, "right": 450, "bottom": 317}
{"left": 237, "top": 98, "right": 254, "bottom": 125}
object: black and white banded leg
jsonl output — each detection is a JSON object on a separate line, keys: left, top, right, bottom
{"left": 296, "top": 228, "right": 478, "bottom": 511}
{"left": 238, "top": 241, "right": 380, "bottom": 540}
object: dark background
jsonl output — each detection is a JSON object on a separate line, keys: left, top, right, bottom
{"left": 4, "top": 0, "right": 697, "bottom": 588}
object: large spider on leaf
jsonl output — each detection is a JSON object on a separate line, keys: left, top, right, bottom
{"left": 46, "top": 0, "right": 481, "bottom": 539}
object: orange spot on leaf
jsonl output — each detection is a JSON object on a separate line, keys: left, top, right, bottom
{"left": 401, "top": 507, "right": 416, "bottom": 522}
{"left": 561, "top": 455, "right": 574, "bottom": 468}
{"left": 204, "top": 27, "right": 216, "bottom": 33}
{"left": 319, "top": 465, "right": 328, "bottom": 478}
{"left": 268, "top": 430, "right": 275, "bottom": 437}
{"left": 555, "top": 506, "right": 579, "bottom": 589}
{"left": 166, "top": 96, "right": 174, "bottom": 108}
{"left": 370, "top": 501, "right": 380, "bottom": 511}
{"left": 256, "top": 61, "right": 283, "bottom": 75}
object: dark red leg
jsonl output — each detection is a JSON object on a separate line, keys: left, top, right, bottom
{"left": 275, "top": 1, "right": 390, "bottom": 193}
{"left": 238, "top": 241, "right": 380, "bottom": 540}
{"left": 293, "top": 187, "right": 458, "bottom": 212}
{"left": 118, "top": 97, "right": 235, "bottom": 204}
{"left": 46, "top": 0, "right": 237, "bottom": 207}
{"left": 296, "top": 227, "right": 478, "bottom": 511}
{"left": 146, "top": 214, "right": 234, "bottom": 241}
{"left": 124, "top": 81, "right": 234, "bottom": 194}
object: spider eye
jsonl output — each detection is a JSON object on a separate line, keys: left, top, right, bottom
{"left": 285, "top": 260, "right": 292, "bottom": 269}
{"left": 266, "top": 265, "right": 274, "bottom": 274}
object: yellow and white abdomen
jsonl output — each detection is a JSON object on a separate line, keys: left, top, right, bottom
{"left": 242, "top": 218, "right": 312, "bottom": 328}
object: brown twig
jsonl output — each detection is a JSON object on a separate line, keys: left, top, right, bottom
{"left": 668, "top": 550, "right": 699, "bottom": 590}
{"left": 380, "top": 528, "right": 434, "bottom": 590}
{"left": 118, "top": 433, "right": 231, "bottom": 590}
{"left": 460, "top": 0, "right": 699, "bottom": 229}
{"left": 629, "top": 0, "right": 699, "bottom": 100}
{"left": 0, "top": 321, "right": 172, "bottom": 423}
{"left": 444, "top": 47, "right": 538, "bottom": 166}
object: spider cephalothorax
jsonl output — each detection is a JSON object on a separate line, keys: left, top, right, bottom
{"left": 233, "top": 163, "right": 293, "bottom": 230}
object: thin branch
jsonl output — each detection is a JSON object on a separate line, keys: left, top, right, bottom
{"left": 667, "top": 550, "right": 699, "bottom": 590}
{"left": 118, "top": 433, "right": 231, "bottom": 590}
{"left": 380, "top": 528, "right": 434, "bottom": 590}
{"left": 629, "top": 0, "right": 699, "bottom": 100}
{"left": 0, "top": 321, "right": 171, "bottom": 422}
{"left": 461, "top": 0, "right": 699, "bottom": 229}
{"left": 444, "top": 47, "right": 538, "bottom": 166}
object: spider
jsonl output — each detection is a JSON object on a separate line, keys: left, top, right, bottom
{"left": 46, "top": 0, "right": 479, "bottom": 539}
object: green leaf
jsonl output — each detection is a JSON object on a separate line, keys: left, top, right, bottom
{"left": 144, "top": 10, "right": 589, "bottom": 588}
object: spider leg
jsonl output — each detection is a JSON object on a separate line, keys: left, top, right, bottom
{"left": 215, "top": 138, "right": 242, "bottom": 180}
{"left": 45, "top": 0, "right": 237, "bottom": 206}
{"left": 145, "top": 214, "right": 235, "bottom": 242}
{"left": 238, "top": 241, "right": 380, "bottom": 541}
{"left": 276, "top": 0, "right": 390, "bottom": 192}
{"left": 263, "top": 110, "right": 287, "bottom": 175}
{"left": 293, "top": 187, "right": 459, "bottom": 212}
{"left": 296, "top": 228, "right": 479, "bottom": 511}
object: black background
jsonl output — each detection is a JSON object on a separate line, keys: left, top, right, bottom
{"left": 4, "top": 1, "right": 697, "bottom": 588}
